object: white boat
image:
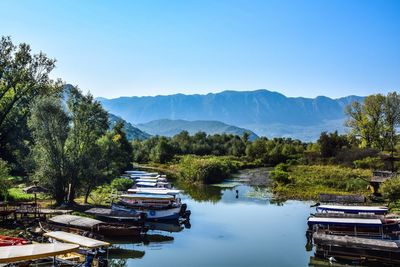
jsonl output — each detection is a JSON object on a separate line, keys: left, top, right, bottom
{"left": 112, "top": 203, "right": 183, "bottom": 220}
{"left": 136, "top": 181, "right": 171, "bottom": 188}
{"left": 135, "top": 178, "right": 168, "bottom": 183}
{"left": 316, "top": 205, "right": 388, "bottom": 215}
{"left": 128, "top": 188, "right": 181, "bottom": 196}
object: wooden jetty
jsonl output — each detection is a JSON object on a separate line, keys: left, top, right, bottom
{"left": 313, "top": 232, "right": 400, "bottom": 252}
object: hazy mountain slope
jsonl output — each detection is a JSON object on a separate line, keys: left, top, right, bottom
{"left": 137, "top": 119, "right": 258, "bottom": 140}
{"left": 108, "top": 113, "right": 150, "bottom": 140}
{"left": 98, "top": 89, "right": 364, "bottom": 141}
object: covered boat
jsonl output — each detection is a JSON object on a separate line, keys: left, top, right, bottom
{"left": 127, "top": 188, "right": 181, "bottom": 196}
{"left": 308, "top": 216, "right": 400, "bottom": 238}
{"left": 0, "top": 243, "right": 79, "bottom": 264}
{"left": 44, "top": 231, "right": 110, "bottom": 249}
{"left": 316, "top": 205, "right": 388, "bottom": 215}
{"left": 112, "top": 203, "right": 183, "bottom": 221}
{"left": 48, "top": 214, "right": 147, "bottom": 237}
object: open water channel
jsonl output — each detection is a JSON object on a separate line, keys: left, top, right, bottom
{"left": 107, "top": 170, "right": 323, "bottom": 267}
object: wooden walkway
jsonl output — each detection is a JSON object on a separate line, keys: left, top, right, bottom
{"left": 313, "top": 232, "right": 400, "bottom": 252}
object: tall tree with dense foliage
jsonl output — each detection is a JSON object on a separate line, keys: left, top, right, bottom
{"left": 0, "top": 159, "right": 10, "bottom": 201}
{"left": 29, "top": 96, "right": 70, "bottom": 205}
{"left": 0, "top": 36, "right": 61, "bottom": 172}
{"left": 382, "top": 92, "right": 400, "bottom": 166}
{"left": 65, "top": 86, "right": 109, "bottom": 203}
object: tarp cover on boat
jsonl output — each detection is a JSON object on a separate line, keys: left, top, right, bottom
{"left": 308, "top": 217, "right": 383, "bottom": 227}
{"left": 316, "top": 205, "right": 388, "bottom": 214}
{"left": 121, "top": 194, "right": 175, "bottom": 200}
{"left": 49, "top": 214, "right": 104, "bottom": 228}
{"left": 44, "top": 231, "right": 110, "bottom": 248}
{"left": 0, "top": 243, "right": 79, "bottom": 263}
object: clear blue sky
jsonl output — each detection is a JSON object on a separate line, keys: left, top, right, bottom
{"left": 1, "top": 0, "right": 399, "bottom": 99}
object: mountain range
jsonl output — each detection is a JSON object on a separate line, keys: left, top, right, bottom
{"left": 98, "top": 89, "right": 364, "bottom": 141}
{"left": 137, "top": 119, "right": 258, "bottom": 140}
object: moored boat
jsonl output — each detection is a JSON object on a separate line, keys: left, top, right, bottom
{"left": 127, "top": 188, "right": 181, "bottom": 196}
{"left": 48, "top": 214, "right": 147, "bottom": 237}
{"left": 316, "top": 205, "right": 388, "bottom": 215}
{"left": 112, "top": 203, "right": 183, "bottom": 221}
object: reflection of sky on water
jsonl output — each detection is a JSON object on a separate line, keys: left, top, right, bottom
{"left": 112, "top": 182, "right": 317, "bottom": 267}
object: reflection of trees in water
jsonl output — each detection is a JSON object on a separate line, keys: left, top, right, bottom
{"left": 177, "top": 181, "right": 222, "bottom": 203}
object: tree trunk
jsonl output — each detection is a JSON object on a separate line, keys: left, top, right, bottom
{"left": 84, "top": 185, "right": 92, "bottom": 204}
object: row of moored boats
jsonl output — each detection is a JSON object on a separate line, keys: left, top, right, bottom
{"left": 308, "top": 204, "right": 400, "bottom": 265}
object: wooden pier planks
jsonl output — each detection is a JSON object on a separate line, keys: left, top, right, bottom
{"left": 313, "top": 232, "right": 400, "bottom": 252}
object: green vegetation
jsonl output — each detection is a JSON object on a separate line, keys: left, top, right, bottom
{"left": 271, "top": 165, "right": 371, "bottom": 200}
{"left": 176, "top": 155, "right": 240, "bottom": 184}
{"left": 111, "top": 177, "right": 134, "bottom": 191}
{"left": 381, "top": 176, "right": 400, "bottom": 203}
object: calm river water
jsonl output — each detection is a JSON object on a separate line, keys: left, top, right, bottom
{"left": 108, "top": 180, "right": 320, "bottom": 267}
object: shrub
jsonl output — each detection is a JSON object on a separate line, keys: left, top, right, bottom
{"left": 111, "top": 177, "right": 133, "bottom": 191}
{"left": 381, "top": 176, "right": 400, "bottom": 203}
{"left": 177, "top": 155, "right": 239, "bottom": 184}
{"left": 270, "top": 169, "right": 290, "bottom": 185}
{"left": 353, "top": 157, "right": 385, "bottom": 170}
{"left": 89, "top": 185, "right": 116, "bottom": 206}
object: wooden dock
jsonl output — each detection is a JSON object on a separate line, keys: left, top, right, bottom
{"left": 313, "top": 232, "right": 400, "bottom": 252}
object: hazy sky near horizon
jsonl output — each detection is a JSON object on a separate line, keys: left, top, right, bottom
{"left": 1, "top": 0, "right": 399, "bottom": 99}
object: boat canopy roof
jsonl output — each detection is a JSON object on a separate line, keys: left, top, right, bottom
{"left": 121, "top": 194, "right": 175, "bottom": 200}
{"left": 49, "top": 214, "right": 104, "bottom": 228}
{"left": 128, "top": 188, "right": 181, "bottom": 195}
{"left": 136, "top": 182, "right": 158, "bottom": 187}
{"left": 308, "top": 217, "right": 383, "bottom": 227}
{"left": 44, "top": 231, "right": 110, "bottom": 248}
{"left": 0, "top": 243, "right": 79, "bottom": 263}
{"left": 317, "top": 205, "right": 388, "bottom": 214}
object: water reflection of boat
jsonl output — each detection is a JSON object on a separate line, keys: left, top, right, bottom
{"left": 108, "top": 247, "right": 145, "bottom": 259}
{"left": 145, "top": 221, "right": 184, "bottom": 233}
{"left": 143, "top": 234, "right": 174, "bottom": 245}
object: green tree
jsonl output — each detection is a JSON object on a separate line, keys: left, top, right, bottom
{"left": 29, "top": 96, "right": 70, "bottom": 205}
{"left": 382, "top": 92, "right": 400, "bottom": 170}
{"left": 65, "top": 86, "right": 109, "bottom": 204}
{"left": 381, "top": 176, "right": 400, "bottom": 203}
{"left": 0, "top": 159, "right": 11, "bottom": 201}
{"left": 0, "top": 36, "right": 62, "bottom": 173}
{"left": 318, "top": 131, "right": 350, "bottom": 158}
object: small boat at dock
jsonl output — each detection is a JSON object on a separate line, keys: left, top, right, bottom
{"left": 128, "top": 188, "right": 181, "bottom": 196}
{"left": 48, "top": 214, "right": 147, "bottom": 237}
{"left": 316, "top": 205, "right": 388, "bottom": 215}
{"left": 0, "top": 235, "right": 30, "bottom": 246}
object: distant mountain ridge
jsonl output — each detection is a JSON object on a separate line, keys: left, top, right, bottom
{"left": 108, "top": 113, "right": 150, "bottom": 140}
{"left": 98, "top": 89, "right": 365, "bottom": 141}
{"left": 137, "top": 119, "right": 258, "bottom": 140}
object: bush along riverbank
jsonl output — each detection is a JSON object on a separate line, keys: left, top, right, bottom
{"left": 270, "top": 163, "right": 371, "bottom": 200}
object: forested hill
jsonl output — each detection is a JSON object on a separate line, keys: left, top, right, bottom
{"left": 108, "top": 113, "right": 150, "bottom": 140}
{"left": 98, "top": 90, "right": 364, "bottom": 141}
{"left": 137, "top": 119, "right": 258, "bottom": 140}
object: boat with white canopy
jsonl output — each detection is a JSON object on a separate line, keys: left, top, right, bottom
{"left": 0, "top": 243, "right": 79, "bottom": 264}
